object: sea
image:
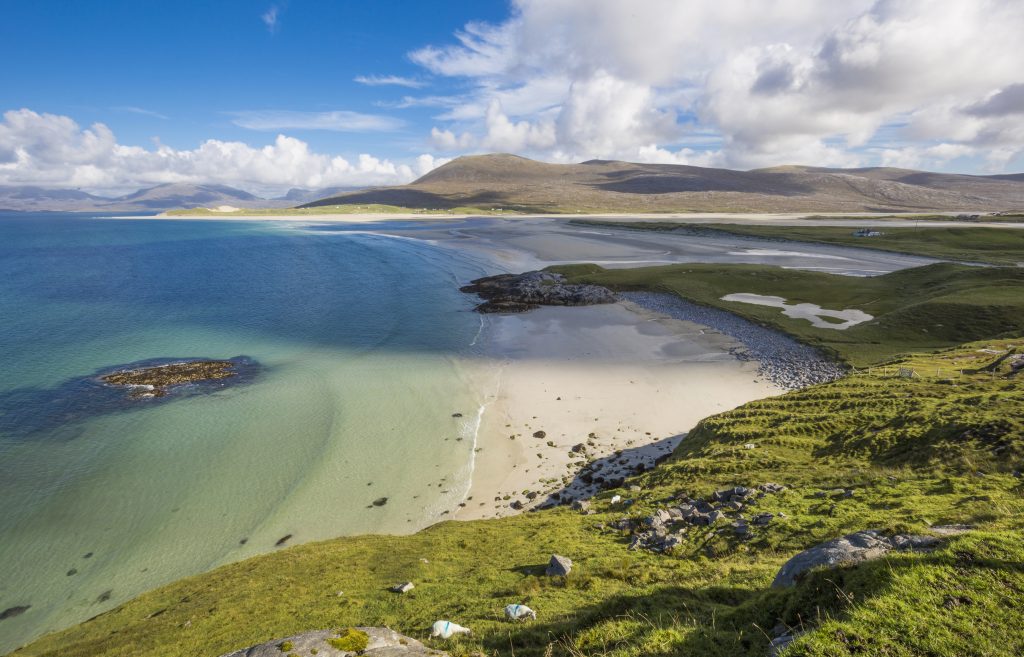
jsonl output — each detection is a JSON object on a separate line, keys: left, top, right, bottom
{"left": 0, "top": 213, "right": 493, "bottom": 652}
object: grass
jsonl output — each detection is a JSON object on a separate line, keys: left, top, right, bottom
{"left": 9, "top": 338, "right": 1024, "bottom": 657}
{"left": 571, "top": 220, "right": 1024, "bottom": 266}
{"left": 550, "top": 261, "right": 1024, "bottom": 366}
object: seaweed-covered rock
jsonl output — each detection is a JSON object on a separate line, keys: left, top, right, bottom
{"left": 460, "top": 271, "right": 616, "bottom": 313}
{"left": 218, "top": 626, "right": 446, "bottom": 656}
{"left": 100, "top": 360, "right": 239, "bottom": 398}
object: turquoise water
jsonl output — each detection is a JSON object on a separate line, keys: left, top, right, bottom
{"left": 0, "top": 215, "right": 489, "bottom": 652}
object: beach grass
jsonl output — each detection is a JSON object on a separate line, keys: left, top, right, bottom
{"left": 551, "top": 261, "right": 1024, "bottom": 366}
{"left": 11, "top": 338, "right": 1024, "bottom": 657}
{"left": 571, "top": 220, "right": 1024, "bottom": 266}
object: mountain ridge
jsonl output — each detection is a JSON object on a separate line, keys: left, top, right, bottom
{"left": 302, "top": 153, "right": 1024, "bottom": 213}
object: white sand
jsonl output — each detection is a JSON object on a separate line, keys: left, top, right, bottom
{"left": 455, "top": 302, "right": 783, "bottom": 520}
{"left": 721, "top": 293, "right": 874, "bottom": 330}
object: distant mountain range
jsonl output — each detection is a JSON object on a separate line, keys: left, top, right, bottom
{"left": 6, "top": 155, "right": 1024, "bottom": 213}
{"left": 303, "top": 154, "right": 1024, "bottom": 213}
{"left": 0, "top": 183, "right": 359, "bottom": 213}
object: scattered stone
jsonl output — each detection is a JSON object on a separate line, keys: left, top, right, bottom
{"left": 372, "top": 497, "right": 389, "bottom": 507}
{"left": 451, "top": 413, "right": 463, "bottom": 418}
{"left": 510, "top": 500, "right": 524, "bottom": 510}
{"left": 96, "top": 590, "right": 112, "bottom": 603}
{"left": 571, "top": 443, "right": 587, "bottom": 454}
{"left": 66, "top": 568, "right": 78, "bottom": 576}
{"left": 743, "top": 443, "right": 757, "bottom": 449}
{"left": 533, "top": 430, "right": 546, "bottom": 439}
{"left": 218, "top": 627, "right": 444, "bottom": 656}
{"left": 389, "top": 582, "right": 415, "bottom": 594}
{"left": 752, "top": 512, "right": 774, "bottom": 526}
{"left": 546, "top": 554, "right": 573, "bottom": 577}
{"left": 275, "top": 534, "right": 293, "bottom": 547}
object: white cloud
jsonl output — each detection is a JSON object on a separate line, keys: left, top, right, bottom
{"left": 410, "top": 0, "right": 1024, "bottom": 171}
{"left": 0, "top": 109, "right": 439, "bottom": 194}
{"left": 354, "top": 75, "right": 426, "bottom": 89}
{"left": 230, "top": 110, "right": 404, "bottom": 132}
{"left": 261, "top": 5, "right": 280, "bottom": 33}
{"left": 112, "top": 106, "right": 169, "bottom": 120}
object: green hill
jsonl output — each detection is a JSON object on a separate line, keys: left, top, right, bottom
{"left": 11, "top": 339, "right": 1024, "bottom": 657}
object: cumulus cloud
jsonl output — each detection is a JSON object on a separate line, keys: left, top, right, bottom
{"left": 410, "top": 0, "right": 1024, "bottom": 171}
{"left": 230, "top": 110, "right": 404, "bottom": 132}
{"left": 0, "top": 109, "right": 438, "bottom": 194}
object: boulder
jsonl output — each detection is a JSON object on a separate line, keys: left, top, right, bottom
{"left": 546, "top": 554, "right": 573, "bottom": 577}
{"left": 218, "top": 627, "right": 446, "bottom": 657}
{"left": 389, "top": 582, "right": 414, "bottom": 594}
{"left": 772, "top": 530, "right": 943, "bottom": 587}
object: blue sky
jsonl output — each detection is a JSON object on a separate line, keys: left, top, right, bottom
{"left": 0, "top": 1, "right": 505, "bottom": 155}
{"left": 2, "top": 1, "right": 1023, "bottom": 193}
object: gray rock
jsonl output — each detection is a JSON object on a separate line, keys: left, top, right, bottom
{"left": 546, "top": 554, "right": 573, "bottom": 577}
{"left": 769, "top": 632, "right": 801, "bottom": 657}
{"left": 752, "top": 512, "right": 774, "bottom": 526}
{"left": 772, "top": 530, "right": 945, "bottom": 587}
{"left": 389, "top": 581, "right": 414, "bottom": 594}
{"left": 218, "top": 627, "right": 446, "bottom": 657}
{"left": 570, "top": 499, "right": 591, "bottom": 513}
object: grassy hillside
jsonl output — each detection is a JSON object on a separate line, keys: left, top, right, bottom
{"left": 572, "top": 221, "right": 1024, "bottom": 266}
{"left": 11, "top": 339, "right": 1024, "bottom": 657}
{"left": 552, "top": 262, "right": 1024, "bottom": 366}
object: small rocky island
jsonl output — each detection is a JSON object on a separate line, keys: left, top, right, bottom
{"left": 461, "top": 270, "right": 616, "bottom": 313}
{"left": 100, "top": 359, "right": 250, "bottom": 399}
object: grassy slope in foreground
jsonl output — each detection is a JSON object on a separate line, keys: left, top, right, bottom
{"left": 11, "top": 339, "right": 1024, "bottom": 657}
{"left": 553, "top": 262, "right": 1024, "bottom": 366}
{"left": 573, "top": 220, "right": 1024, "bottom": 267}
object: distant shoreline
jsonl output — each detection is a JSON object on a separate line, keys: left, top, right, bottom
{"left": 113, "top": 210, "right": 1024, "bottom": 230}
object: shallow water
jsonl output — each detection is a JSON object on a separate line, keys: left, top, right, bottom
{"left": 0, "top": 214, "right": 488, "bottom": 652}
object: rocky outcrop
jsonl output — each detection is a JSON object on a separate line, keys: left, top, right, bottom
{"left": 219, "top": 626, "right": 447, "bottom": 657}
{"left": 771, "top": 530, "right": 944, "bottom": 587}
{"left": 100, "top": 359, "right": 242, "bottom": 398}
{"left": 460, "top": 271, "right": 616, "bottom": 313}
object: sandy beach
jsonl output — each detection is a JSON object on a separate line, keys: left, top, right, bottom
{"left": 454, "top": 300, "right": 783, "bottom": 520}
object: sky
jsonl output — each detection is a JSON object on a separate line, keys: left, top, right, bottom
{"left": 2, "top": 0, "right": 1023, "bottom": 195}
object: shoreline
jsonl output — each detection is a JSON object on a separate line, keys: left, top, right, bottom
{"left": 103, "top": 211, "right": 1024, "bottom": 230}
{"left": 453, "top": 300, "right": 786, "bottom": 521}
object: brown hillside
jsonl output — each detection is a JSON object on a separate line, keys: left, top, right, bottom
{"left": 301, "top": 154, "right": 1024, "bottom": 213}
